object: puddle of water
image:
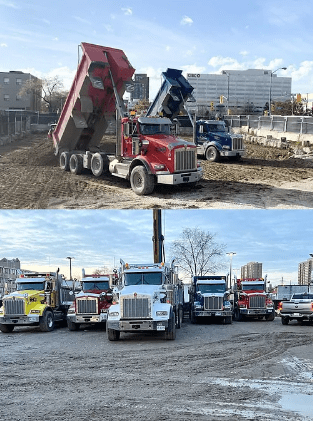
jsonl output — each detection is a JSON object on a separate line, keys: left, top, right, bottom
{"left": 279, "top": 393, "right": 313, "bottom": 418}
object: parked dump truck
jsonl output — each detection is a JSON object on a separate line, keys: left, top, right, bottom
{"left": 189, "top": 275, "right": 232, "bottom": 324}
{"left": 279, "top": 292, "right": 313, "bottom": 324}
{"left": 195, "top": 119, "right": 244, "bottom": 162}
{"left": 50, "top": 43, "right": 202, "bottom": 195}
{"left": 106, "top": 260, "right": 184, "bottom": 341}
{"left": 67, "top": 270, "right": 116, "bottom": 331}
{"left": 0, "top": 271, "right": 74, "bottom": 332}
{"left": 232, "top": 278, "right": 275, "bottom": 321}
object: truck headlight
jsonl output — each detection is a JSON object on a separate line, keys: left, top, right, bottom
{"left": 156, "top": 311, "right": 168, "bottom": 316}
{"left": 223, "top": 145, "right": 230, "bottom": 150}
{"left": 195, "top": 305, "right": 202, "bottom": 310}
{"left": 30, "top": 310, "right": 40, "bottom": 314}
{"left": 109, "top": 312, "right": 119, "bottom": 317}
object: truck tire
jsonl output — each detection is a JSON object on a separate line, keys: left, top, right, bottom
{"left": 107, "top": 328, "right": 120, "bottom": 341}
{"left": 205, "top": 146, "right": 220, "bottom": 162}
{"left": 69, "top": 154, "right": 83, "bottom": 175}
{"left": 281, "top": 316, "right": 289, "bottom": 325}
{"left": 0, "top": 324, "right": 14, "bottom": 333}
{"left": 60, "top": 151, "right": 70, "bottom": 171}
{"left": 190, "top": 311, "right": 197, "bottom": 324}
{"left": 176, "top": 306, "right": 183, "bottom": 329}
{"left": 67, "top": 319, "right": 80, "bottom": 331}
{"left": 165, "top": 313, "right": 176, "bottom": 340}
{"left": 265, "top": 311, "right": 275, "bottom": 321}
{"left": 91, "top": 153, "right": 104, "bottom": 177}
{"left": 224, "top": 316, "right": 232, "bottom": 324}
{"left": 39, "top": 310, "right": 55, "bottom": 332}
{"left": 130, "top": 165, "right": 155, "bottom": 195}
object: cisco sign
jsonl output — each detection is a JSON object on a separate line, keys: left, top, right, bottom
{"left": 187, "top": 74, "right": 201, "bottom": 78}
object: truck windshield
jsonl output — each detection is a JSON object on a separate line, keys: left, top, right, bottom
{"left": 125, "top": 272, "right": 162, "bottom": 285}
{"left": 139, "top": 123, "right": 170, "bottom": 135}
{"left": 83, "top": 281, "right": 109, "bottom": 291}
{"left": 197, "top": 284, "right": 225, "bottom": 294}
{"left": 242, "top": 284, "right": 264, "bottom": 291}
{"left": 206, "top": 124, "right": 227, "bottom": 133}
{"left": 16, "top": 282, "right": 44, "bottom": 290}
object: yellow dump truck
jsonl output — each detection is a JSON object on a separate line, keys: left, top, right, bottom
{"left": 0, "top": 270, "right": 75, "bottom": 333}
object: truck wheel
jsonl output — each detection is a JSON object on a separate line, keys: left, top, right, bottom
{"left": 69, "top": 154, "right": 83, "bottom": 175}
{"left": 60, "top": 151, "right": 70, "bottom": 171}
{"left": 130, "top": 165, "right": 155, "bottom": 195}
{"left": 205, "top": 146, "right": 220, "bottom": 162}
{"left": 67, "top": 319, "right": 80, "bottom": 331}
{"left": 91, "top": 153, "right": 104, "bottom": 177}
{"left": 281, "top": 317, "right": 289, "bottom": 325}
{"left": 265, "top": 311, "right": 275, "bottom": 321}
{"left": 176, "top": 307, "right": 183, "bottom": 329}
{"left": 224, "top": 316, "right": 232, "bottom": 324}
{"left": 0, "top": 324, "right": 14, "bottom": 333}
{"left": 165, "top": 313, "right": 176, "bottom": 340}
{"left": 107, "top": 328, "right": 120, "bottom": 341}
{"left": 39, "top": 310, "right": 55, "bottom": 332}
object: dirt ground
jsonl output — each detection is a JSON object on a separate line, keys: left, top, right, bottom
{"left": 1, "top": 317, "right": 313, "bottom": 420}
{"left": 1, "top": 134, "right": 313, "bottom": 209}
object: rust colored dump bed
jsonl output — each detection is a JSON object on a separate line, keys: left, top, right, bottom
{"left": 52, "top": 42, "right": 135, "bottom": 154}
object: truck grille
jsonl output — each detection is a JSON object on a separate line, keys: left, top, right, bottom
{"left": 122, "top": 298, "right": 150, "bottom": 318}
{"left": 204, "top": 296, "right": 223, "bottom": 310}
{"left": 77, "top": 298, "right": 98, "bottom": 314}
{"left": 4, "top": 298, "right": 25, "bottom": 315}
{"left": 175, "top": 148, "right": 196, "bottom": 172}
{"left": 232, "top": 137, "right": 243, "bottom": 150}
{"left": 249, "top": 296, "right": 265, "bottom": 308}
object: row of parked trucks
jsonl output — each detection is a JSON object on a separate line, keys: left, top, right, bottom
{"left": 48, "top": 42, "right": 244, "bottom": 196}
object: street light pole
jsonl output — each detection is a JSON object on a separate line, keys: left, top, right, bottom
{"left": 269, "top": 67, "right": 287, "bottom": 116}
{"left": 226, "top": 252, "right": 236, "bottom": 289}
{"left": 66, "top": 256, "right": 74, "bottom": 280}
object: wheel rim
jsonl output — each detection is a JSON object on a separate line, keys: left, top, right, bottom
{"left": 93, "top": 158, "right": 100, "bottom": 171}
{"left": 48, "top": 315, "right": 53, "bottom": 328}
{"left": 133, "top": 173, "right": 143, "bottom": 188}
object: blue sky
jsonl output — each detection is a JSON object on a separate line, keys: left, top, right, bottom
{"left": 0, "top": 0, "right": 312, "bottom": 98}
{"left": 0, "top": 209, "right": 312, "bottom": 286}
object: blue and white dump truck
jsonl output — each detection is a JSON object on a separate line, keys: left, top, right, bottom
{"left": 195, "top": 119, "right": 244, "bottom": 162}
{"left": 189, "top": 275, "right": 232, "bottom": 324}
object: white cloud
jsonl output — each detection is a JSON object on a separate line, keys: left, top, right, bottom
{"left": 122, "top": 7, "right": 132, "bottom": 16}
{"left": 181, "top": 64, "right": 206, "bottom": 75}
{"left": 1, "top": 43, "right": 8, "bottom": 48}
{"left": 0, "top": 0, "right": 18, "bottom": 9}
{"left": 180, "top": 16, "right": 193, "bottom": 26}
{"left": 73, "top": 16, "right": 91, "bottom": 25}
{"left": 240, "top": 50, "right": 249, "bottom": 57}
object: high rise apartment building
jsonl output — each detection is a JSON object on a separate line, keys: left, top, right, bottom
{"left": 0, "top": 258, "right": 21, "bottom": 297}
{"left": 298, "top": 257, "right": 313, "bottom": 285}
{"left": 187, "top": 69, "right": 291, "bottom": 114}
{"left": 241, "top": 261, "right": 263, "bottom": 279}
{"left": 130, "top": 74, "right": 149, "bottom": 101}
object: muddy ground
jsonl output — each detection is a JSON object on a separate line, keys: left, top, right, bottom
{"left": 1, "top": 317, "right": 313, "bottom": 420}
{"left": 1, "top": 134, "right": 313, "bottom": 209}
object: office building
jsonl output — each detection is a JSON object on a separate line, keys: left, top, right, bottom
{"left": 130, "top": 73, "right": 149, "bottom": 101}
{"left": 241, "top": 261, "right": 263, "bottom": 279}
{"left": 298, "top": 257, "right": 313, "bottom": 285}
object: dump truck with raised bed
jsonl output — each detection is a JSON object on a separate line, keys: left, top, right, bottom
{"left": 232, "top": 278, "right": 275, "bottom": 321}
{"left": 50, "top": 43, "right": 202, "bottom": 195}
{"left": 67, "top": 270, "right": 117, "bottom": 331}
{"left": 279, "top": 292, "right": 313, "bottom": 325}
{"left": 189, "top": 275, "right": 232, "bottom": 324}
{"left": 106, "top": 260, "right": 184, "bottom": 341}
{"left": 0, "top": 271, "right": 74, "bottom": 332}
{"left": 195, "top": 119, "right": 244, "bottom": 162}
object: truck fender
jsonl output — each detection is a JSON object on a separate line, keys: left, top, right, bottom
{"left": 204, "top": 141, "right": 223, "bottom": 153}
{"left": 129, "top": 157, "right": 152, "bottom": 177}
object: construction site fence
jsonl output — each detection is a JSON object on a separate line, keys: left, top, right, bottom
{"left": 0, "top": 111, "right": 58, "bottom": 142}
{"left": 224, "top": 115, "right": 313, "bottom": 135}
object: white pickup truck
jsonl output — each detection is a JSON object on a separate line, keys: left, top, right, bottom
{"left": 279, "top": 293, "right": 313, "bottom": 325}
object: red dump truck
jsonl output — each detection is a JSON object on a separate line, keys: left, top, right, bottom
{"left": 50, "top": 43, "right": 202, "bottom": 195}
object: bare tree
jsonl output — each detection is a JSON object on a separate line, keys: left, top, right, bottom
{"left": 170, "top": 227, "right": 226, "bottom": 278}
{"left": 19, "top": 76, "right": 67, "bottom": 112}
{"left": 93, "top": 266, "right": 110, "bottom": 275}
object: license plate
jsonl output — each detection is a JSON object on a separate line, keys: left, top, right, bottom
{"left": 157, "top": 325, "right": 165, "bottom": 331}
{"left": 293, "top": 313, "right": 300, "bottom": 317}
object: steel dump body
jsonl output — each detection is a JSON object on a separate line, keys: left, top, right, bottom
{"left": 52, "top": 43, "right": 135, "bottom": 154}
{"left": 146, "top": 68, "right": 194, "bottom": 119}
